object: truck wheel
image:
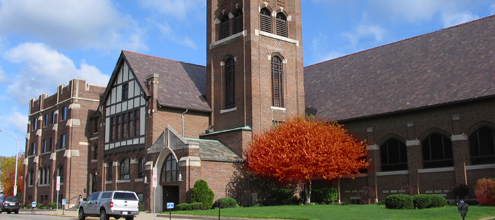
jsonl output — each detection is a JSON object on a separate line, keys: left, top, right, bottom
{"left": 100, "top": 209, "right": 109, "bottom": 220}
{"left": 125, "top": 217, "right": 134, "bottom": 220}
{"left": 78, "top": 208, "right": 86, "bottom": 220}
{"left": 14, "top": 210, "right": 19, "bottom": 214}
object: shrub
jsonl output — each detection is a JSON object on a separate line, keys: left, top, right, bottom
{"left": 475, "top": 178, "right": 495, "bottom": 206}
{"left": 191, "top": 179, "right": 214, "bottom": 210}
{"left": 341, "top": 201, "right": 350, "bottom": 205}
{"left": 20, "top": 203, "right": 26, "bottom": 208}
{"left": 384, "top": 194, "right": 413, "bottom": 209}
{"left": 356, "top": 186, "right": 376, "bottom": 204}
{"left": 176, "top": 202, "right": 203, "bottom": 210}
{"left": 213, "top": 198, "right": 237, "bottom": 209}
{"left": 428, "top": 195, "right": 447, "bottom": 208}
{"left": 451, "top": 184, "right": 469, "bottom": 201}
{"left": 413, "top": 195, "right": 431, "bottom": 209}
{"left": 176, "top": 203, "right": 188, "bottom": 211}
{"left": 311, "top": 187, "right": 338, "bottom": 204}
{"left": 263, "top": 188, "right": 297, "bottom": 206}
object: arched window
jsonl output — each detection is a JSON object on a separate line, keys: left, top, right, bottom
{"left": 380, "top": 138, "right": 408, "bottom": 171}
{"left": 260, "top": 8, "right": 272, "bottom": 33}
{"left": 271, "top": 56, "right": 284, "bottom": 107}
{"left": 28, "top": 170, "right": 34, "bottom": 186}
{"left": 225, "top": 58, "right": 235, "bottom": 109}
{"left": 233, "top": 9, "right": 243, "bottom": 34}
{"left": 58, "top": 166, "right": 64, "bottom": 183}
{"left": 106, "top": 162, "right": 113, "bottom": 181}
{"left": 161, "top": 154, "right": 179, "bottom": 182}
{"left": 469, "top": 126, "right": 495, "bottom": 165}
{"left": 276, "top": 13, "right": 288, "bottom": 37}
{"left": 219, "top": 14, "right": 230, "bottom": 40}
{"left": 45, "top": 168, "right": 50, "bottom": 184}
{"left": 120, "top": 158, "right": 130, "bottom": 180}
{"left": 93, "top": 145, "right": 98, "bottom": 160}
{"left": 138, "top": 157, "right": 145, "bottom": 178}
{"left": 422, "top": 133, "right": 453, "bottom": 168}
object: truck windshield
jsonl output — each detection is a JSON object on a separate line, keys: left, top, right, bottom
{"left": 113, "top": 192, "right": 138, "bottom": 201}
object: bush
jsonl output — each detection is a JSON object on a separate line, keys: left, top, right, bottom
{"left": 191, "top": 179, "right": 214, "bottom": 210}
{"left": 475, "top": 178, "right": 495, "bottom": 206}
{"left": 175, "top": 202, "right": 203, "bottom": 210}
{"left": 263, "top": 188, "right": 297, "bottom": 206}
{"left": 384, "top": 194, "right": 414, "bottom": 209}
{"left": 213, "top": 198, "right": 237, "bottom": 209}
{"left": 451, "top": 184, "right": 469, "bottom": 200}
{"left": 413, "top": 195, "right": 431, "bottom": 209}
{"left": 311, "top": 187, "right": 338, "bottom": 204}
{"left": 20, "top": 203, "right": 26, "bottom": 208}
{"left": 428, "top": 195, "right": 447, "bottom": 208}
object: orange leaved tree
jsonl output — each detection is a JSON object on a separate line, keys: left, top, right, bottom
{"left": 1, "top": 153, "right": 25, "bottom": 197}
{"left": 244, "top": 116, "right": 368, "bottom": 204}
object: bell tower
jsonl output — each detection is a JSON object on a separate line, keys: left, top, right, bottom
{"left": 205, "top": 0, "right": 304, "bottom": 156}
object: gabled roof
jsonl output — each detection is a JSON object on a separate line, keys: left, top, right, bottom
{"left": 117, "top": 50, "right": 210, "bottom": 112}
{"left": 305, "top": 15, "right": 495, "bottom": 121}
{"left": 185, "top": 138, "right": 242, "bottom": 162}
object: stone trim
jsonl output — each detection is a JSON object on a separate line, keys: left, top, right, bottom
{"left": 271, "top": 106, "right": 286, "bottom": 111}
{"left": 179, "top": 156, "right": 201, "bottom": 167}
{"left": 367, "top": 144, "right": 379, "bottom": 150}
{"left": 210, "top": 31, "right": 247, "bottom": 49}
{"left": 220, "top": 107, "right": 237, "bottom": 114}
{"left": 466, "top": 163, "right": 495, "bottom": 170}
{"left": 376, "top": 170, "right": 409, "bottom": 176}
{"left": 451, "top": 134, "right": 468, "bottom": 141}
{"left": 406, "top": 139, "right": 420, "bottom": 146}
{"left": 340, "top": 173, "right": 368, "bottom": 179}
{"left": 257, "top": 30, "right": 299, "bottom": 46}
{"left": 418, "top": 167, "right": 455, "bottom": 173}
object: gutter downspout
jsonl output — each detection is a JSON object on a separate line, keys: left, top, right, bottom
{"left": 181, "top": 109, "right": 188, "bottom": 137}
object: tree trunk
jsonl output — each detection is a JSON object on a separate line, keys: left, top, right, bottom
{"left": 305, "top": 180, "right": 312, "bottom": 204}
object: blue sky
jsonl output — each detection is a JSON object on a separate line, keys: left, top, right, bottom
{"left": 0, "top": 0, "right": 494, "bottom": 157}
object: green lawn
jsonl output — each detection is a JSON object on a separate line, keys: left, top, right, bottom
{"left": 169, "top": 204, "right": 495, "bottom": 220}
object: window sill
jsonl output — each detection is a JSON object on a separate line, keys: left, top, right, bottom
{"left": 56, "top": 148, "right": 66, "bottom": 152}
{"left": 418, "top": 167, "right": 455, "bottom": 173}
{"left": 210, "top": 30, "right": 246, "bottom": 49}
{"left": 271, "top": 106, "right": 286, "bottom": 111}
{"left": 117, "top": 179, "right": 131, "bottom": 183}
{"left": 377, "top": 170, "right": 409, "bottom": 176}
{"left": 91, "top": 159, "right": 98, "bottom": 163}
{"left": 257, "top": 30, "right": 299, "bottom": 46}
{"left": 220, "top": 107, "right": 237, "bottom": 114}
{"left": 105, "top": 181, "right": 112, "bottom": 184}
{"left": 466, "top": 163, "right": 495, "bottom": 170}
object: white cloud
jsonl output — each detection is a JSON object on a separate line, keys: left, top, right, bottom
{"left": 0, "top": 111, "right": 27, "bottom": 134}
{"left": 491, "top": 3, "right": 495, "bottom": 15}
{"left": 343, "top": 24, "right": 386, "bottom": 47}
{"left": 4, "top": 42, "right": 110, "bottom": 105}
{"left": 154, "top": 21, "right": 197, "bottom": 49}
{"left": 375, "top": 0, "right": 448, "bottom": 22}
{"left": 0, "top": 66, "right": 5, "bottom": 82}
{"left": 0, "top": 0, "right": 147, "bottom": 51}
{"left": 138, "top": 0, "right": 205, "bottom": 19}
{"left": 441, "top": 11, "right": 480, "bottom": 28}
{"left": 311, "top": 34, "right": 346, "bottom": 63}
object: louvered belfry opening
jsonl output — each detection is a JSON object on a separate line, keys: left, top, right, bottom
{"left": 276, "top": 13, "right": 288, "bottom": 37}
{"left": 260, "top": 8, "right": 272, "bottom": 33}
{"left": 233, "top": 10, "right": 243, "bottom": 35}
{"left": 225, "top": 58, "right": 235, "bottom": 108}
{"left": 219, "top": 15, "right": 230, "bottom": 40}
{"left": 271, "top": 56, "right": 283, "bottom": 107}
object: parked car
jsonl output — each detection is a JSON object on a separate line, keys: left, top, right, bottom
{"left": 78, "top": 191, "right": 139, "bottom": 220}
{"left": 0, "top": 196, "right": 20, "bottom": 214}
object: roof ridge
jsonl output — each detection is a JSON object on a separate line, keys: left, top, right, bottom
{"left": 122, "top": 50, "right": 206, "bottom": 68}
{"left": 305, "top": 14, "right": 495, "bottom": 69}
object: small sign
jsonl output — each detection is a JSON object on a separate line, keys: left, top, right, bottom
{"left": 32, "top": 201, "right": 37, "bottom": 208}
{"left": 62, "top": 199, "right": 66, "bottom": 205}
{"left": 167, "top": 202, "right": 174, "bottom": 209}
{"left": 152, "top": 167, "right": 157, "bottom": 188}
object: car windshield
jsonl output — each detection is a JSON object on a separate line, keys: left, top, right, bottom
{"left": 113, "top": 192, "right": 137, "bottom": 201}
{"left": 5, "top": 197, "right": 18, "bottom": 202}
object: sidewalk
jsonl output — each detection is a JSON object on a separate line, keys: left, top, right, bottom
{"left": 20, "top": 208, "right": 271, "bottom": 220}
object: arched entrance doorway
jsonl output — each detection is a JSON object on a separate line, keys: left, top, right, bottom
{"left": 161, "top": 154, "right": 180, "bottom": 210}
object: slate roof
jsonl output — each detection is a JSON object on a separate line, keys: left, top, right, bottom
{"left": 122, "top": 50, "right": 211, "bottom": 112}
{"left": 185, "top": 138, "right": 242, "bottom": 162}
{"left": 305, "top": 15, "right": 495, "bottom": 121}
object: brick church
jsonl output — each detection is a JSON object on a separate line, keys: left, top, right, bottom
{"left": 24, "top": 0, "right": 494, "bottom": 210}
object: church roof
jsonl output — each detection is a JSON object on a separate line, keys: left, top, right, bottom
{"left": 185, "top": 138, "right": 242, "bottom": 162}
{"left": 305, "top": 15, "right": 495, "bottom": 121}
{"left": 122, "top": 50, "right": 211, "bottom": 112}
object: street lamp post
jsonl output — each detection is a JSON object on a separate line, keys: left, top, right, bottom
{"left": 0, "top": 130, "right": 19, "bottom": 196}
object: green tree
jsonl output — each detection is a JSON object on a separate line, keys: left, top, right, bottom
{"left": 191, "top": 179, "right": 214, "bottom": 210}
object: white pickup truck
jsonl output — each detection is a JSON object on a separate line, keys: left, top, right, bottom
{"left": 78, "top": 191, "right": 140, "bottom": 220}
